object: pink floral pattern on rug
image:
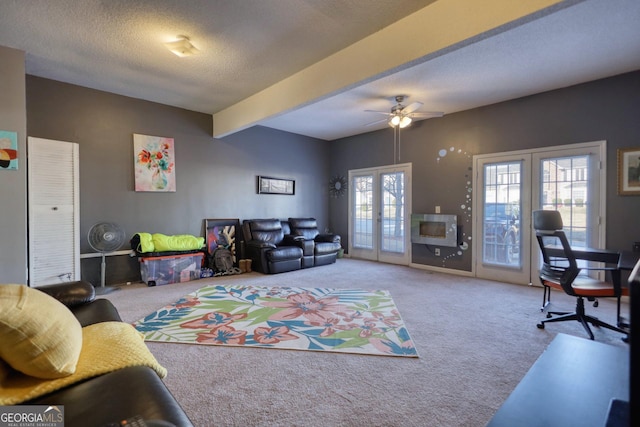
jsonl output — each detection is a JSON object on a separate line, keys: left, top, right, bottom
{"left": 133, "top": 285, "right": 418, "bottom": 357}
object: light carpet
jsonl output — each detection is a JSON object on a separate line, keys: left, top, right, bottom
{"left": 133, "top": 284, "right": 418, "bottom": 357}
{"left": 105, "top": 259, "right": 629, "bottom": 426}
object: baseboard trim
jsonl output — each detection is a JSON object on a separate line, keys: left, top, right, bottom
{"left": 409, "top": 262, "right": 474, "bottom": 277}
{"left": 342, "top": 256, "right": 475, "bottom": 277}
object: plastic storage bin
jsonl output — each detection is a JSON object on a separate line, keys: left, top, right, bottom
{"left": 139, "top": 252, "right": 204, "bottom": 286}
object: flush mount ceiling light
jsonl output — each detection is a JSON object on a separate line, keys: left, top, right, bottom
{"left": 164, "top": 35, "right": 199, "bottom": 57}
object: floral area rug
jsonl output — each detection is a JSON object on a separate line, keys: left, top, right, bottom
{"left": 133, "top": 285, "right": 418, "bottom": 358}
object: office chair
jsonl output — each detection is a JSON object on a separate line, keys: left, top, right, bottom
{"left": 533, "top": 210, "right": 628, "bottom": 340}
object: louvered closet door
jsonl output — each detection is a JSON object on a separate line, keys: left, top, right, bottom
{"left": 28, "top": 137, "right": 80, "bottom": 286}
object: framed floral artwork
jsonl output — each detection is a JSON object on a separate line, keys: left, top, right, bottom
{"left": 134, "top": 134, "right": 176, "bottom": 192}
{"left": 617, "top": 147, "right": 640, "bottom": 195}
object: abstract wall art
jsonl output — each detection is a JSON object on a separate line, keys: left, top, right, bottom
{"left": 0, "top": 130, "right": 18, "bottom": 170}
{"left": 134, "top": 133, "right": 176, "bottom": 192}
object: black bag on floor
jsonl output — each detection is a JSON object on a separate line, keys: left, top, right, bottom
{"left": 210, "top": 247, "right": 235, "bottom": 275}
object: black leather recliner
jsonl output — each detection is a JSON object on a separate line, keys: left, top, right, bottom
{"left": 27, "top": 281, "right": 193, "bottom": 427}
{"left": 288, "top": 218, "right": 341, "bottom": 267}
{"left": 242, "top": 219, "right": 304, "bottom": 274}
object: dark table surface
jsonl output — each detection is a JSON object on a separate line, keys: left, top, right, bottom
{"left": 618, "top": 250, "right": 640, "bottom": 270}
{"left": 545, "top": 245, "right": 620, "bottom": 264}
{"left": 487, "top": 333, "right": 629, "bottom": 427}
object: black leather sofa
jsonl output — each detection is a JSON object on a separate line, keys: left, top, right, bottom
{"left": 242, "top": 218, "right": 341, "bottom": 274}
{"left": 27, "top": 281, "right": 193, "bottom": 427}
{"left": 287, "top": 218, "right": 342, "bottom": 268}
{"left": 242, "top": 219, "right": 304, "bottom": 274}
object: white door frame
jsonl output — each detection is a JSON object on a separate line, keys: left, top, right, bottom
{"left": 348, "top": 163, "right": 412, "bottom": 265}
{"left": 474, "top": 154, "right": 532, "bottom": 285}
{"left": 531, "top": 141, "right": 607, "bottom": 281}
{"left": 473, "top": 141, "right": 606, "bottom": 285}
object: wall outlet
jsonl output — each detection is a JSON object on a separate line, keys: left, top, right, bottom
{"left": 435, "top": 248, "right": 440, "bottom": 256}
{"left": 435, "top": 206, "right": 441, "bottom": 214}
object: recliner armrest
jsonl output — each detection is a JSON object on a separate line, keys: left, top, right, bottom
{"left": 316, "top": 234, "right": 341, "bottom": 244}
{"left": 246, "top": 240, "right": 277, "bottom": 250}
{"left": 282, "top": 234, "right": 305, "bottom": 245}
{"left": 37, "top": 280, "right": 96, "bottom": 308}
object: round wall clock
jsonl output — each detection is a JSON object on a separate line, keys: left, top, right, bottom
{"left": 329, "top": 175, "right": 347, "bottom": 197}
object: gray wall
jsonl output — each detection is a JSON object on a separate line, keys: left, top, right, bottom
{"left": 0, "top": 46, "right": 27, "bottom": 283}
{"left": 3, "top": 65, "right": 638, "bottom": 284}
{"left": 25, "top": 77, "right": 331, "bottom": 284}
{"left": 329, "top": 71, "right": 640, "bottom": 272}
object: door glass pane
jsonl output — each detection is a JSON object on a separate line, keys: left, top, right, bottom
{"left": 483, "top": 161, "right": 522, "bottom": 266}
{"left": 540, "top": 155, "right": 589, "bottom": 248}
{"left": 353, "top": 175, "right": 373, "bottom": 249}
{"left": 381, "top": 172, "right": 405, "bottom": 253}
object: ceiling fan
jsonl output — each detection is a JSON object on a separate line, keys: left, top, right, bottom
{"left": 365, "top": 95, "right": 443, "bottom": 128}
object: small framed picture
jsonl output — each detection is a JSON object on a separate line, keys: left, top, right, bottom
{"left": 257, "top": 176, "right": 295, "bottom": 195}
{"left": 617, "top": 147, "right": 640, "bottom": 195}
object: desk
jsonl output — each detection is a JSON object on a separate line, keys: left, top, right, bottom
{"left": 545, "top": 246, "right": 639, "bottom": 270}
{"left": 546, "top": 245, "right": 620, "bottom": 264}
{"left": 618, "top": 250, "right": 640, "bottom": 271}
{"left": 486, "top": 333, "right": 629, "bottom": 427}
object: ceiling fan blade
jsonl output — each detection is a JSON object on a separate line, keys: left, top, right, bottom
{"left": 364, "top": 109, "right": 391, "bottom": 115}
{"left": 401, "top": 101, "right": 423, "bottom": 114}
{"left": 410, "top": 111, "right": 444, "bottom": 118}
{"left": 364, "top": 118, "right": 389, "bottom": 127}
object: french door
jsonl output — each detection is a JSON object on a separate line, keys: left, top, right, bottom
{"left": 475, "top": 154, "right": 531, "bottom": 284}
{"left": 474, "top": 141, "right": 605, "bottom": 285}
{"left": 348, "top": 163, "right": 411, "bottom": 265}
{"left": 532, "top": 144, "right": 606, "bottom": 280}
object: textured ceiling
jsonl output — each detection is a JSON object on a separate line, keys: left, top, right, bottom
{"left": 0, "top": 0, "right": 435, "bottom": 112}
{"left": 1, "top": 0, "right": 639, "bottom": 141}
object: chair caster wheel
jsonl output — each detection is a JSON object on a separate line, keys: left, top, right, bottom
{"left": 546, "top": 313, "right": 552, "bottom": 318}
{"left": 537, "top": 323, "right": 545, "bottom": 329}
{"left": 593, "top": 301, "right": 599, "bottom": 307}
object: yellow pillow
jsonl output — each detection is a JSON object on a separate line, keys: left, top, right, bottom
{"left": 0, "top": 284, "right": 82, "bottom": 379}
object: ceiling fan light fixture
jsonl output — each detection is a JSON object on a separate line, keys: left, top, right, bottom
{"left": 165, "top": 35, "right": 199, "bottom": 57}
{"left": 368, "top": 95, "right": 442, "bottom": 129}
{"left": 388, "top": 114, "right": 412, "bottom": 128}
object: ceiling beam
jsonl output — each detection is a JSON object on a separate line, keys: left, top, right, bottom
{"left": 212, "top": 0, "right": 572, "bottom": 139}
